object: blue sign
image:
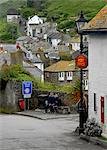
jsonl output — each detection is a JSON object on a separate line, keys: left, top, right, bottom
{"left": 22, "top": 81, "right": 32, "bottom": 95}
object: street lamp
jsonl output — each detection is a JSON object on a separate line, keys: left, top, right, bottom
{"left": 75, "top": 11, "right": 88, "bottom": 134}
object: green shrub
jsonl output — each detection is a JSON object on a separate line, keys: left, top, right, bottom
{"left": 0, "top": 20, "right": 19, "bottom": 42}
{"left": 19, "top": 7, "right": 36, "bottom": 19}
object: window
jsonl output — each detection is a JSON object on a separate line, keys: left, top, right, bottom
{"left": 67, "top": 72, "right": 73, "bottom": 80}
{"left": 58, "top": 72, "right": 65, "bottom": 81}
{"left": 94, "top": 93, "right": 97, "bottom": 111}
{"left": 84, "top": 79, "right": 88, "bottom": 90}
{"left": 32, "top": 29, "right": 36, "bottom": 37}
{"left": 46, "top": 72, "right": 49, "bottom": 77}
{"left": 67, "top": 72, "right": 72, "bottom": 77}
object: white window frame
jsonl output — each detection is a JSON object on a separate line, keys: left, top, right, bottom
{"left": 67, "top": 72, "right": 73, "bottom": 80}
{"left": 58, "top": 72, "right": 65, "bottom": 81}
{"left": 84, "top": 79, "right": 88, "bottom": 90}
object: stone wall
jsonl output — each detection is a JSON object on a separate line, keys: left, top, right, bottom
{"left": 0, "top": 80, "right": 22, "bottom": 111}
{"left": 0, "top": 80, "right": 66, "bottom": 111}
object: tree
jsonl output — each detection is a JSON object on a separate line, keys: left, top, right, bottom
{"left": 27, "top": 0, "right": 46, "bottom": 11}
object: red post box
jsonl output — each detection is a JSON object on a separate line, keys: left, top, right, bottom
{"left": 101, "top": 96, "right": 104, "bottom": 124}
{"left": 19, "top": 99, "right": 24, "bottom": 110}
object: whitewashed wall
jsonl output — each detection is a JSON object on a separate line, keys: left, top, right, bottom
{"left": 51, "top": 39, "right": 61, "bottom": 48}
{"left": 70, "top": 42, "right": 80, "bottom": 51}
{"left": 7, "top": 15, "right": 19, "bottom": 22}
{"left": 88, "top": 34, "right": 107, "bottom": 134}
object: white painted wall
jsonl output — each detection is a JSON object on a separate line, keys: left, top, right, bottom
{"left": 33, "top": 63, "right": 44, "bottom": 82}
{"left": 51, "top": 39, "right": 61, "bottom": 48}
{"left": 34, "top": 63, "right": 44, "bottom": 72}
{"left": 88, "top": 34, "right": 107, "bottom": 134}
{"left": 27, "top": 15, "right": 43, "bottom": 38}
{"left": 70, "top": 42, "right": 80, "bottom": 50}
{"left": 7, "top": 15, "right": 20, "bottom": 22}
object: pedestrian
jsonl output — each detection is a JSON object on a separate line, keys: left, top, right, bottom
{"left": 54, "top": 93, "right": 59, "bottom": 113}
{"left": 44, "top": 99, "right": 48, "bottom": 113}
{"left": 48, "top": 92, "right": 55, "bottom": 113}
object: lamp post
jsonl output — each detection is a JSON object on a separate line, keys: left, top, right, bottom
{"left": 75, "top": 11, "right": 87, "bottom": 134}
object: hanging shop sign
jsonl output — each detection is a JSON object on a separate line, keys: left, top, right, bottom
{"left": 75, "top": 54, "right": 88, "bottom": 69}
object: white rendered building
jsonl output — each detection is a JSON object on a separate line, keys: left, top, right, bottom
{"left": 83, "top": 5, "right": 107, "bottom": 136}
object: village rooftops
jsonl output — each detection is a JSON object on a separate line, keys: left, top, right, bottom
{"left": 82, "top": 5, "right": 107, "bottom": 33}
{"left": 45, "top": 60, "right": 75, "bottom": 72}
{"left": 31, "top": 55, "right": 43, "bottom": 63}
{"left": 47, "top": 32, "right": 62, "bottom": 39}
{"left": 7, "top": 8, "right": 20, "bottom": 15}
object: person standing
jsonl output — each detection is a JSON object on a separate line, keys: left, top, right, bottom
{"left": 44, "top": 99, "right": 49, "bottom": 113}
{"left": 48, "top": 92, "right": 55, "bottom": 113}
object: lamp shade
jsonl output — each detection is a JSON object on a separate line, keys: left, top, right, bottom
{"left": 76, "top": 11, "right": 87, "bottom": 32}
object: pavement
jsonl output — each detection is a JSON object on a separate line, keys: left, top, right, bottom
{"left": 80, "top": 133, "right": 107, "bottom": 149}
{"left": 15, "top": 109, "right": 107, "bottom": 149}
{"left": 15, "top": 109, "right": 78, "bottom": 120}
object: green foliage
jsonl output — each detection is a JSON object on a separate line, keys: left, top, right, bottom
{"left": 27, "top": 0, "right": 47, "bottom": 11}
{"left": 0, "top": 20, "right": 19, "bottom": 42}
{"left": 46, "top": 0, "right": 106, "bottom": 30}
{"left": 38, "top": 79, "right": 80, "bottom": 94}
{"left": 59, "top": 51, "right": 71, "bottom": 61}
{"left": 38, "top": 81, "right": 57, "bottom": 91}
{"left": 57, "top": 84, "right": 73, "bottom": 93}
{"left": 72, "top": 77, "right": 80, "bottom": 91}
{"left": 58, "top": 20, "right": 75, "bottom": 29}
{"left": 58, "top": 20, "right": 75, "bottom": 30}
{"left": 19, "top": 7, "right": 37, "bottom": 19}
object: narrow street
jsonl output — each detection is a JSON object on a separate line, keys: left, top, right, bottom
{"left": 0, "top": 114, "right": 105, "bottom": 150}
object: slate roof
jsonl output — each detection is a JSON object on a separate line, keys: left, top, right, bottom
{"left": 2, "top": 44, "right": 17, "bottom": 53}
{"left": 48, "top": 52, "right": 60, "bottom": 60}
{"left": 23, "top": 61, "right": 42, "bottom": 78}
{"left": 48, "top": 32, "right": 62, "bottom": 39}
{"left": 17, "top": 36, "right": 32, "bottom": 42}
{"left": 83, "top": 5, "right": 107, "bottom": 32}
{"left": 31, "top": 55, "right": 43, "bottom": 63}
{"left": 7, "top": 8, "right": 20, "bottom": 15}
{"left": 31, "top": 41, "right": 51, "bottom": 52}
{"left": 45, "top": 61, "right": 75, "bottom": 72}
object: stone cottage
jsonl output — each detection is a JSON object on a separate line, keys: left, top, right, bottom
{"left": 44, "top": 60, "right": 76, "bottom": 84}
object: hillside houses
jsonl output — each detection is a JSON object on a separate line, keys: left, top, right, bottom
{"left": 7, "top": 8, "right": 20, "bottom": 23}
{"left": 3, "top": 9, "right": 89, "bottom": 86}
